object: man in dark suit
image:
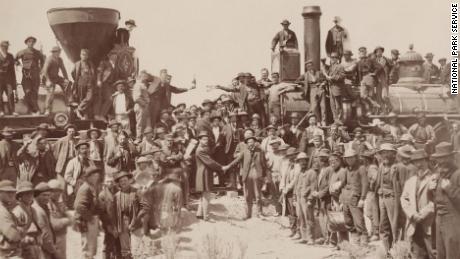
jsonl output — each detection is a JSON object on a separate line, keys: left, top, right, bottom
{"left": 148, "top": 69, "right": 194, "bottom": 127}
{"left": 223, "top": 112, "right": 242, "bottom": 188}
{"left": 230, "top": 136, "right": 267, "bottom": 219}
{"left": 325, "top": 16, "right": 348, "bottom": 60}
{"left": 95, "top": 51, "right": 119, "bottom": 120}
{"left": 0, "top": 41, "right": 17, "bottom": 116}
{"left": 71, "top": 49, "right": 96, "bottom": 119}
{"left": 271, "top": 20, "right": 298, "bottom": 52}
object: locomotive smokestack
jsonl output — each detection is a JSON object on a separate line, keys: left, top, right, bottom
{"left": 302, "top": 6, "right": 322, "bottom": 71}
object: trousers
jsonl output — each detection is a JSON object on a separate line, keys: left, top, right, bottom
{"left": 244, "top": 177, "right": 263, "bottom": 217}
{"left": 309, "top": 87, "right": 327, "bottom": 125}
{"left": 81, "top": 216, "right": 99, "bottom": 259}
{"left": 134, "top": 103, "right": 151, "bottom": 139}
{"left": 95, "top": 84, "right": 115, "bottom": 117}
{"left": 436, "top": 214, "right": 460, "bottom": 259}
{"left": 296, "top": 198, "right": 315, "bottom": 242}
{"left": 379, "top": 195, "right": 399, "bottom": 251}
{"left": 286, "top": 192, "right": 298, "bottom": 234}
{"left": 343, "top": 202, "right": 367, "bottom": 236}
{"left": 45, "top": 76, "right": 69, "bottom": 113}
{"left": 364, "top": 191, "right": 379, "bottom": 236}
{"left": 196, "top": 191, "right": 211, "bottom": 219}
{"left": 0, "top": 79, "right": 14, "bottom": 114}
{"left": 21, "top": 69, "right": 40, "bottom": 113}
{"left": 329, "top": 94, "right": 343, "bottom": 122}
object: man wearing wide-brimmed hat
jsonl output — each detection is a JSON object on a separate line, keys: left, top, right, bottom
{"left": 111, "top": 79, "right": 134, "bottom": 135}
{"left": 16, "top": 36, "right": 44, "bottom": 115}
{"left": 374, "top": 46, "right": 391, "bottom": 101}
{"left": 53, "top": 123, "right": 78, "bottom": 176}
{"left": 74, "top": 166, "right": 102, "bottom": 259}
{"left": 294, "top": 151, "right": 317, "bottom": 245}
{"left": 112, "top": 171, "right": 139, "bottom": 259}
{"left": 279, "top": 147, "right": 299, "bottom": 236}
{"left": 64, "top": 140, "right": 95, "bottom": 200}
{"left": 325, "top": 16, "right": 347, "bottom": 60}
{"left": 87, "top": 127, "right": 103, "bottom": 168}
{"left": 0, "top": 180, "right": 25, "bottom": 257}
{"left": 422, "top": 52, "right": 440, "bottom": 84}
{"left": 0, "top": 127, "right": 20, "bottom": 182}
{"left": 342, "top": 149, "right": 369, "bottom": 245}
{"left": 32, "top": 182, "right": 60, "bottom": 258}
{"left": 107, "top": 131, "right": 138, "bottom": 173}
{"left": 428, "top": 142, "right": 460, "bottom": 259}
{"left": 407, "top": 110, "right": 436, "bottom": 153}
{"left": 12, "top": 181, "right": 41, "bottom": 259}
{"left": 271, "top": 19, "right": 298, "bottom": 52}
{"left": 48, "top": 179, "right": 71, "bottom": 259}
{"left": 400, "top": 149, "right": 436, "bottom": 259}
{"left": 375, "top": 143, "right": 401, "bottom": 251}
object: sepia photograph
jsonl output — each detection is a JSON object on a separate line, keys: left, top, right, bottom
{"left": 0, "top": 0, "right": 457, "bottom": 258}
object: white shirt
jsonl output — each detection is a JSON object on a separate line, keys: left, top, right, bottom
{"left": 212, "top": 127, "right": 220, "bottom": 142}
{"left": 114, "top": 93, "right": 127, "bottom": 114}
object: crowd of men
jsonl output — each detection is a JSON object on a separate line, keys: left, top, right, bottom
{"left": 0, "top": 18, "right": 458, "bottom": 259}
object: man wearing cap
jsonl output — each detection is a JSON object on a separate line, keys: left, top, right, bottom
{"left": 111, "top": 80, "right": 134, "bottom": 134}
{"left": 53, "top": 124, "right": 78, "bottom": 176}
{"left": 15, "top": 36, "right": 44, "bottom": 115}
{"left": 48, "top": 179, "right": 71, "bottom": 259}
{"left": 74, "top": 167, "right": 102, "bottom": 259}
{"left": 195, "top": 131, "right": 228, "bottom": 221}
{"left": 375, "top": 143, "right": 401, "bottom": 251}
{"left": 64, "top": 140, "right": 95, "bottom": 203}
{"left": 423, "top": 53, "right": 439, "bottom": 84}
{"left": 324, "top": 52, "right": 346, "bottom": 121}
{"left": 342, "top": 149, "right": 369, "bottom": 245}
{"left": 325, "top": 16, "right": 348, "bottom": 60}
{"left": 360, "top": 150, "right": 380, "bottom": 241}
{"left": 95, "top": 51, "right": 120, "bottom": 120}
{"left": 389, "top": 49, "right": 400, "bottom": 84}
{"left": 427, "top": 142, "right": 460, "bottom": 259}
{"left": 0, "top": 40, "right": 17, "bottom": 116}
{"left": 0, "top": 127, "right": 20, "bottom": 182}
{"left": 42, "top": 46, "right": 71, "bottom": 115}
{"left": 294, "top": 152, "right": 317, "bottom": 244}
{"left": 408, "top": 111, "right": 436, "bottom": 152}
{"left": 271, "top": 19, "right": 298, "bottom": 52}
{"left": 71, "top": 48, "right": 96, "bottom": 119}
{"left": 400, "top": 149, "right": 435, "bottom": 259}
{"left": 113, "top": 171, "right": 140, "bottom": 259}
{"left": 0, "top": 180, "right": 25, "bottom": 258}
{"left": 12, "top": 181, "right": 41, "bottom": 259}
{"left": 297, "top": 60, "right": 326, "bottom": 124}
{"left": 32, "top": 182, "right": 59, "bottom": 259}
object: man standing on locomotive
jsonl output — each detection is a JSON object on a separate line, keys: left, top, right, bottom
{"left": 15, "top": 36, "right": 44, "bottom": 116}
{"left": 0, "top": 41, "right": 17, "bottom": 116}
{"left": 72, "top": 49, "right": 96, "bottom": 119}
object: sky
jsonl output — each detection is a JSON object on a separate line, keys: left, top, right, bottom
{"left": 0, "top": 0, "right": 451, "bottom": 105}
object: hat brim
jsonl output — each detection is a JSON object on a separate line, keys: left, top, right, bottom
{"left": 15, "top": 189, "right": 35, "bottom": 197}
{"left": 87, "top": 129, "right": 102, "bottom": 138}
{"left": 245, "top": 137, "right": 258, "bottom": 143}
{"left": 114, "top": 173, "right": 133, "bottom": 182}
{"left": 431, "top": 151, "right": 456, "bottom": 158}
{"left": 397, "top": 151, "right": 411, "bottom": 159}
{"left": 286, "top": 151, "right": 300, "bottom": 157}
{"left": 75, "top": 143, "right": 90, "bottom": 149}
{"left": 25, "top": 37, "right": 37, "bottom": 44}
{"left": 0, "top": 187, "right": 16, "bottom": 192}
{"left": 108, "top": 122, "right": 122, "bottom": 128}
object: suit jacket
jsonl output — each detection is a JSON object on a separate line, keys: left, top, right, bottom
{"left": 0, "top": 51, "right": 16, "bottom": 86}
{"left": 325, "top": 25, "right": 347, "bottom": 56}
{"left": 148, "top": 80, "right": 188, "bottom": 108}
{"left": 316, "top": 166, "right": 332, "bottom": 209}
{"left": 53, "top": 136, "right": 77, "bottom": 175}
{"left": 234, "top": 146, "right": 267, "bottom": 182}
{"left": 72, "top": 60, "right": 96, "bottom": 85}
{"left": 328, "top": 63, "right": 346, "bottom": 96}
{"left": 400, "top": 172, "right": 435, "bottom": 238}
{"left": 295, "top": 168, "right": 317, "bottom": 201}
{"left": 32, "top": 202, "right": 58, "bottom": 259}
{"left": 64, "top": 156, "right": 95, "bottom": 195}
{"left": 223, "top": 123, "right": 241, "bottom": 154}
{"left": 74, "top": 182, "right": 99, "bottom": 222}
{"left": 271, "top": 29, "right": 298, "bottom": 50}
{"left": 195, "top": 145, "right": 222, "bottom": 192}
{"left": 97, "top": 59, "right": 118, "bottom": 84}
{"left": 106, "top": 143, "right": 138, "bottom": 172}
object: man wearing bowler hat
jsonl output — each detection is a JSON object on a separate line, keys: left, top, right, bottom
{"left": 325, "top": 16, "right": 348, "bottom": 60}
{"left": 42, "top": 46, "right": 71, "bottom": 115}
{"left": 15, "top": 36, "right": 44, "bottom": 115}
{"left": 0, "top": 40, "right": 17, "bottom": 116}
{"left": 428, "top": 142, "right": 460, "bottom": 259}
{"left": 342, "top": 149, "right": 369, "bottom": 245}
{"left": 0, "top": 180, "right": 24, "bottom": 258}
{"left": 53, "top": 124, "right": 78, "bottom": 176}
{"left": 271, "top": 19, "right": 298, "bottom": 52}
{"left": 400, "top": 149, "right": 436, "bottom": 259}
{"left": 74, "top": 166, "right": 102, "bottom": 259}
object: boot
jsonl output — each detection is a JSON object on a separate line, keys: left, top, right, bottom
{"left": 349, "top": 232, "right": 360, "bottom": 245}
{"left": 360, "top": 234, "right": 369, "bottom": 246}
{"left": 291, "top": 231, "right": 301, "bottom": 240}
{"left": 370, "top": 235, "right": 379, "bottom": 242}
